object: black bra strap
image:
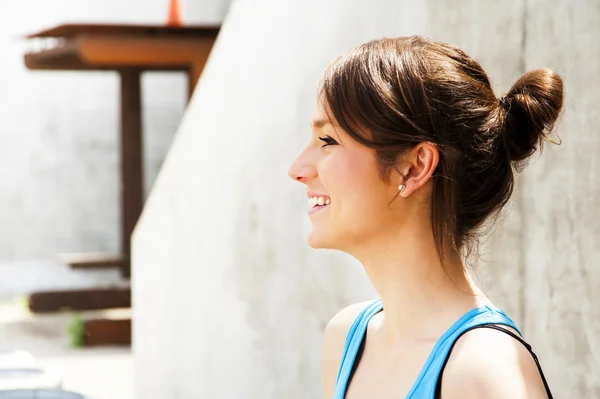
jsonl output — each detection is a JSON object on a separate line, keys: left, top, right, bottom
{"left": 434, "top": 324, "right": 553, "bottom": 398}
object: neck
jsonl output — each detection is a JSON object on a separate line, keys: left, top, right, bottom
{"left": 350, "top": 222, "right": 489, "bottom": 343}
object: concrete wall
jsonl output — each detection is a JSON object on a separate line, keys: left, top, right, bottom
{"left": 133, "top": 0, "right": 599, "bottom": 397}
{"left": 520, "top": 0, "right": 600, "bottom": 395}
{"left": 0, "top": 0, "right": 230, "bottom": 297}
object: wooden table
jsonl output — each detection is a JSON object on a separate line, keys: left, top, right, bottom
{"left": 24, "top": 24, "right": 220, "bottom": 278}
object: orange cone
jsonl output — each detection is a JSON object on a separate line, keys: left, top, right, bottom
{"left": 167, "top": 0, "right": 182, "bottom": 26}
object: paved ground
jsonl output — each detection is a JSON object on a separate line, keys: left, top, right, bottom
{"left": 0, "top": 298, "right": 134, "bottom": 399}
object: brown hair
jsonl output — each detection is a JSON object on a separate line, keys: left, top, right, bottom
{"left": 319, "top": 36, "right": 564, "bottom": 261}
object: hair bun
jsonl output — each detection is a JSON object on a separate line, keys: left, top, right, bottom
{"left": 501, "top": 68, "right": 564, "bottom": 162}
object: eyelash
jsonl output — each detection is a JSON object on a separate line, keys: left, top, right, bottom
{"left": 319, "top": 136, "right": 338, "bottom": 147}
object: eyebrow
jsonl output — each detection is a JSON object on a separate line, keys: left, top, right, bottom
{"left": 311, "top": 119, "right": 332, "bottom": 130}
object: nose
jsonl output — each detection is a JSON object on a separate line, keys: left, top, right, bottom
{"left": 288, "top": 148, "right": 317, "bottom": 183}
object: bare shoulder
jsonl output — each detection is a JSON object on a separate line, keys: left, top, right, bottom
{"left": 441, "top": 326, "right": 549, "bottom": 399}
{"left": 321, "top": 301, "right": 373, "bottom": 399}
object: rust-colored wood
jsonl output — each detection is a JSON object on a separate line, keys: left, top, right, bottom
{"left": 24, "top": 36, "right": 214, "bottom": 89}
{"left": 24, "top": 24, "right": 217, "bottom": 99}
{"left": 23, "top": 39, "right": 83, "bottom": 70}
{"left": 28, "top": 288, "right": 131, "bottom": 313}
{"left": 58, "top": 252, "right": 123, "bottom": 269}
{"left": 84, "top": 318, "right": 131, "bottom": 346}
{"left": 119, "top": 70, "right": 143, "bottom": 278}
{"left": 79, "top": 36, "right": 214, "bottom": 69}
{"left": 25, "top": 53, "right": 188, "bottom": 72}
{"left": 26, "top": 23, "right": 220, "bottom": 39}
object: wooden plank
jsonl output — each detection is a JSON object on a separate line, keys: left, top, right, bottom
{"left": 80, "top": 36, "right": 214, "bottom": 68}
{"left": 25, "top": 49, "right": 189, "bottom": 71}
{"left": 23, "top": 39, "right": 85, "bottom": 70}
{"left": 83, "top": 318, "right": 131, "bottom": 346}
{"left": 25, "top": 34, "right": 215, "bottom": 73}
{"left": 28, "top": 288, "right": 131, "bottom": 313}
{"left": 26, "top": 23, "right": 220, "bottom": 39}
{"left": 58, "top": 252, "right": 123, "bottom": 269}
{"left": 119, "top": 70, "right": 143, "bottom": 279}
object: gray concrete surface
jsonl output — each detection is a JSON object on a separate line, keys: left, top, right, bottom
{"left": 519, "top": 1, "right": 600, "bottom": 396}
{"left": 132, "top": 0, "right": 600, "bottom": 398}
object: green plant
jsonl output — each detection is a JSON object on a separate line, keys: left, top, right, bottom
{"left": 67, "top": 312, "right": 85, "bottom": 348}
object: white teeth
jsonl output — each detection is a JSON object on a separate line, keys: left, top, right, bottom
{"left": 308, "top": 196, "right": 331, "bottom": 208}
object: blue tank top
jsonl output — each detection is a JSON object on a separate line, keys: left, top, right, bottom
{"left": 332, "top": 299, "right": 523, "bottom": 399}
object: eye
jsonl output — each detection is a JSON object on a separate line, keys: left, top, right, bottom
{"left": 319, "top": 135, "right": 338, "bottom": 148}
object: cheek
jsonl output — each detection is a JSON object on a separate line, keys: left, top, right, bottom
{"left": 319, "top": 149, "right": 386, "bottom": 210}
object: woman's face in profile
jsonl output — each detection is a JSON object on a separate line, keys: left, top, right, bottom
{"left": 288, "top": 101, "right": 407, "bottom": 253}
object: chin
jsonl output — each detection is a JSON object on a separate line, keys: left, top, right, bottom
{"left": 307, "top": 233, "right": 325, "bottom": 249}
{"left": 307, "top": 228, "right": 344, "bottom": 250}
{"left": 307, "top": 230, "right": 332, "bottom": 249}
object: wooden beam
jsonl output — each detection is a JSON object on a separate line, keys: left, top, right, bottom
{"left": 28, "top": 288, "right": 131, "bottom": 313}
{"left": 23, "top": 39, "right": 86, "bottom": 70}
{"left": 58, "top": 252, "right": 123, "bottom": 269}
{"left": 26, "top": 23, "right": 220, "bottom": 40}
{"left": 119, "top": 69, "right": 143, "bottom": 278}
{"left": 84, "top": 318, "right": 131, "bottom": 346}
{"left": 25, "top": 33, "right": 215, "bottom": 75}
{"left": 80, "top": 36, "right": 214, "bottom": 69}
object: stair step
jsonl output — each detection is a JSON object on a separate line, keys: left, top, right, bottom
{"left": 57, "top": 253, "right": 123, "bottom": 270}
{"left": 28, "top": 288, "right": 130, "bottom": 313}
{"left": 83, "top": 318, "right": 131, "bottom": 347}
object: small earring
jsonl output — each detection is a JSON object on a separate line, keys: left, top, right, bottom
{"left": 398, "top": 184, "right": 405, "bottom": 193}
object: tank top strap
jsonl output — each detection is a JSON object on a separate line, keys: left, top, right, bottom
{"left": 408, "top": 305, "right": 520, "bottom": 398}
{"left": 333, "top": 299, "right": 383, "bottom": 398}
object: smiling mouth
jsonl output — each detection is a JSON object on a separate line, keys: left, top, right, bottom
{"left": 308, "top": 196, "right": 330, "bottom": 215}
{"left": 308, "top": 196, "right": 331, "bottom": 208}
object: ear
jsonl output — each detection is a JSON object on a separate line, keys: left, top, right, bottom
{"left": 397, "top": 142, "right": 439, "bottom": 197}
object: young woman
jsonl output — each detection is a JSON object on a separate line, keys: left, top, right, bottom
{"left": 288, "top": 36, "right": 562, "bottom": 398}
